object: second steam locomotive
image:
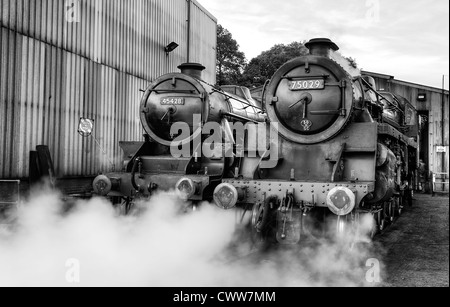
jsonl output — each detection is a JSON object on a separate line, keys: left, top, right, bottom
{"left": 214, "top": 38, "right": 419, "bottom": 243}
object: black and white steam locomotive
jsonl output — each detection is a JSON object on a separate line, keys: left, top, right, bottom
{"left": 92, "top": 63, "right": 265, "bottom": 210}
{"left": 214, "top": 38, "right": 419, "bottom": 244}
{"left": 93, "top": 38, "right": 419, "bottom": 245}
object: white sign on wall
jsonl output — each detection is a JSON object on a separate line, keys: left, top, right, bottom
{"left": 436, "top": 146, "right": 447, "bottom": 153}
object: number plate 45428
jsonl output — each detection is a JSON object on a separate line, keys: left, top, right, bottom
{"left": 160, "top": 97, "right": 185, "bottom": 105}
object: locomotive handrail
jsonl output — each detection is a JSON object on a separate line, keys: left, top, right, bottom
{"left": 359, "top": 77, "right": 404, "bottom": 115}
{"left": 310, "top": 109, "right": 346, "bottom": 116}
{"left": 282, "top": 74, "right": 330, "bottom": 80}
{"left": 147, "top": 89, "right": 198, "bottom": 94}
{"left": 211, "top": 88, "right": 264, "bottom": 111}
{"left": 356, "top": 77, "right": 384, "bottom": 109}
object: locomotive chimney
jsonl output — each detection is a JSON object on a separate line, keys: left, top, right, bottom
{"left": 305, "top": 38, "right": 339, "bottom": 58}
{"left": 178, "top": 63, "right": 205, "bottom": 80}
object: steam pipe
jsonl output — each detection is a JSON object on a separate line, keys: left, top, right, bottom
{"left": 211, "top": 88, "right": 263, "bottom": 111}
{"left": 221, "top": 111, "right": 260, "bottom": 124}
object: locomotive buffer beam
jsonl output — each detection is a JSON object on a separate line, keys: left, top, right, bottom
{"left": 222, "top": 179, "right": 373, "bottom": 210}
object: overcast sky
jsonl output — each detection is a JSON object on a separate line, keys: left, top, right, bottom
{"left": 201, "top": 0, "right": 449, "bottom": 90}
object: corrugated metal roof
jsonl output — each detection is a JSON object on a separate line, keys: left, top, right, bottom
{"left": 363, "top": 71, "right": 449, "bottom": 94}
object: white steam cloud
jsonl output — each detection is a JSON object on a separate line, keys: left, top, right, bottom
{"left": 0, "top": 186, "right": 382, "bottom": 287}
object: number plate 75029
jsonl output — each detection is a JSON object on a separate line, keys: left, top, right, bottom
{"left": 289, "top": 79, "right": 325, "bottom": 91}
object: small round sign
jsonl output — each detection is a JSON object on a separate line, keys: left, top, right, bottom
{"left": 78, "top": 118, "right": 94, "bottom": 137}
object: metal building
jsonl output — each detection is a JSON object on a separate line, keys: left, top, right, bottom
{"left": 362, "top": 71, "right": 449, "bottom": 193}
{"left": 0, "top": 0, "right": 217, "bottom": 180}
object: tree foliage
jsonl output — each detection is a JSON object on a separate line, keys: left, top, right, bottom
{"left": 215, "top": 28, "right": 359, "bottom": 88}
{"left": 216, "top": 25, "right": 246, "bottom": 86}
{"left": 346, "top": 57, "right": 358, "bottom": 69}
{"left": 241, "top": 41, "right": 309, "bottom": 87}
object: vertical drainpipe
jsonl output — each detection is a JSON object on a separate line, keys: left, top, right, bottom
{"left": 442, "top": 75, "right": 446, "bottom": 190}
{"left": 187, "top": 0, "right": 191, "bottom": 63}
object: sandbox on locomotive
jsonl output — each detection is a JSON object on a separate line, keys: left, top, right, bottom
{"left": 212, "top": 38, "right": 419, "bottom": 243}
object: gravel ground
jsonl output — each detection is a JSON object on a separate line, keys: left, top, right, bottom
{"left": 375, "top": 193, "right": 449, "bottom": 287}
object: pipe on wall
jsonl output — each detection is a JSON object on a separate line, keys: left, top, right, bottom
{"left": 442, "top": 75, "right": 447, "bottom": 188}
{"left": 187, "top": 0, "right": 191, "bottom": 63}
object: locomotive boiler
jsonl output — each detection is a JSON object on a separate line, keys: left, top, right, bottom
{"left": 92, "top": 63, "right": 265, "bottom": 207}
{"left": 213, "top": 38, "right": 419, "bottom": 244}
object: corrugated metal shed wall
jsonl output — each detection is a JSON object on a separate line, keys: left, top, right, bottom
{"left": 388, "top": 82, "right": 449, "bottom": 191}
{"left": 0, "top": 0, "right": 217, "bottom": 179}
{"left": 189, "top": 0, "right": 217, "bottom": 80}
{"left": 368, "top": 74, "right": 449, "bottom": 191}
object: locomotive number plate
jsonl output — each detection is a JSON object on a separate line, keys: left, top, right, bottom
{"left": 160, "top": 97, "right": 185, "bottom": 105}
{"left": 289, "top": 79, "right": 325, "bottom": 91}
